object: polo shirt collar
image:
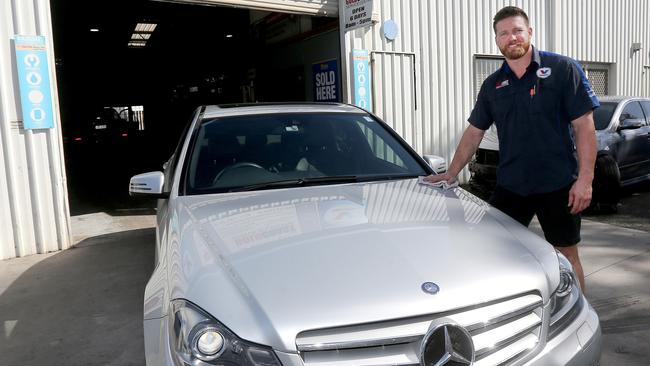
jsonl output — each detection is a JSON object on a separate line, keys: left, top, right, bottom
{"left": 501, "top": 45, "right": 540, "bottom": 75}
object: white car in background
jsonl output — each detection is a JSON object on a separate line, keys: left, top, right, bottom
{"left": 130, "top": 103, "right": 601, "bottom": 366}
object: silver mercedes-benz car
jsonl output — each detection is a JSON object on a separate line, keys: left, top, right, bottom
{"left": 130, "top": 103, "right": 601, "bottom": 366}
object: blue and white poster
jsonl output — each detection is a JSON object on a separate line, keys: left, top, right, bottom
{"left": 352, "top": 49, "right": 371, "bottom": 111}
{"left": 312, "top": 59, "right": 339, "bottom": 102}
{"left": 14, "top": 35, "right": 54, "bottom": 129}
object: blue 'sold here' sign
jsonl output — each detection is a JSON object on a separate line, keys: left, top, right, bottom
{"left": 312, "top": 59, "right": 339, "bottom": 102}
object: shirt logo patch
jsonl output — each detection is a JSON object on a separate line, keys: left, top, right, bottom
{"left": 536, "top": 67, "right": 552, "bottom": 78}
{"left": 496, "top": 79, "right": 509, "bottom": 89}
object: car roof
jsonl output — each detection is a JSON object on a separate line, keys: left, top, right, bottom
{"left": 202, "top": 103, "right": 366, "bottom": 119}
{"left": 598, "top": 95, "right": 649, "bottom": 103}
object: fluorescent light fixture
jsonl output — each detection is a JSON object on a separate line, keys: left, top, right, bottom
{"left": 90, "top": 28, "right": 99, "bottom": 32}
{"left": 131, "top": 33, "right": 152, "bottom": 40}
{"left": 128, "top": 41, "right": 147, "bottom": 48}
{"left": 226, "top": 34, "right": 233, "bottom": 38}
{"left": 129, "top": 22, "right": 157, "bottom": 47}
{"left": 135, "top": 23, "right": 157, "bottom": 33}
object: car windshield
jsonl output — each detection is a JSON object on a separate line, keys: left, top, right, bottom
{"left": 593, "top": 102, "right": 617, "bottom": 130}
{"left": 184, "top": 112, "right": 428, "bottom": 194}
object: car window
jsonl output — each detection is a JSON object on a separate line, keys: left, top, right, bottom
{"left": 640, "top": 101, "right": 650, "bottom": 125}
{"left": 184, "top": 112, "right": 427, "bottom": 194}
{"left": 357, "top": 122, "right": 407, "bottom": 168}
{"left": 619, "top": 101, "right": 645, "bottom": 123}
{"left": 593, "top": 102, "right": 617, "bottom": 130}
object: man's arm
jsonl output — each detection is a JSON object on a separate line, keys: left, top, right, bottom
{"left": 569, "top": 111, "right": 597, "bottom": 214}
{"left": 423, "top": 125, "right": 485, "bottom": 183}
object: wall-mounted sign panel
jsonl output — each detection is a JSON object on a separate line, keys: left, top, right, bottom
{"left": 343, "top": 0, "right": 373, "bottom": 32}
{"left": 312, "top": 59, "right": 340, "bottom": 102}
{"left": 352, "top": 49, "right": 371, "bottom": 111}
{"left": 14, "top": 35, "right": 54, "bottom": 130}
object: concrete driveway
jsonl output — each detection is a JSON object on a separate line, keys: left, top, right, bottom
{"left": 530, "top": 220, "right": 650, "bottom": 365}
{"left": 0, "top": 213, "right": 155, "bottom": 366}
{"left": 1, "top": 209, "right": 649, "bottom": 365}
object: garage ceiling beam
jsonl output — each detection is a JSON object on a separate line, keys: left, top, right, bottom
{"left": 152, "top": 0, "right": 338, "bottom": 17}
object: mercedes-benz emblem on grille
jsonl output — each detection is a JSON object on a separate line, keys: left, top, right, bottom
{"left": 421, "top": 282, "right": 440, "bottom": 295}
{"left": 420, "top": 320, "right": 474, "bottom": 366}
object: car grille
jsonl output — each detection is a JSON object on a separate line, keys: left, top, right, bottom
{"left": 475, "top": 149, "right": 500, "bottom": 166}
{"left": 296, "top": 293, "right": 543, "bottom": 366}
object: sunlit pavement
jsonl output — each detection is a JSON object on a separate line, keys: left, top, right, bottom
{"left": 530, "top": 219, "right": 650, "bottom": 365}
{"left": 1, "top": 210, "right": 648, "bottom": 365}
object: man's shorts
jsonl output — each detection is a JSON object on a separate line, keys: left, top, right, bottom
{"left": 489, "top": 184, "right": 581, "bottom": 247}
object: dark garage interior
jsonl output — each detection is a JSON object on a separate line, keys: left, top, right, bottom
{"left": 50, "top": 0, "right": 340, "bottom": 214}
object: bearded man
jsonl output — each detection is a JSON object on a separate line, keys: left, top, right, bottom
{"left": 423, "top": 6, "right": 599, "bottom": 290}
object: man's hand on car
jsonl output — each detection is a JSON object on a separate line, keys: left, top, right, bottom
{"left": 422, "top": 173, "right": 457, "bottom": 184}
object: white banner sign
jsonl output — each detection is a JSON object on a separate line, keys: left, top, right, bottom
{"left": 343, "top": 0, "right": 373, "bottom": 32}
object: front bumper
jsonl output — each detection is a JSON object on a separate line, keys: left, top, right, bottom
{"left": 524, "top": 296, "right": 601, "bottom": 366}
{"left": 144, "top": 296, "right": 601, "bottom": 366}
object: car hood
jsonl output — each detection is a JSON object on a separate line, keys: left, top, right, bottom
{"left": 165, "top": 179, "right": 559, "bottom": 352}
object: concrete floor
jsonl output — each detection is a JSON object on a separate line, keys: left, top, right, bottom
{"left": 0, "top": 213, "right": 155, "bottom": 366}
{"left": 1, "top": 209, "right": 649, "bottom": 365}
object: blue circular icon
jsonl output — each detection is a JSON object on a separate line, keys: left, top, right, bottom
{"left": 383, "top": 20, "right": 399, "bottom": 41}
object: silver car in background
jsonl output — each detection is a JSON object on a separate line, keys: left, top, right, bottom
{"left": 130, "top": 103, "right": 601, "bottom": 366}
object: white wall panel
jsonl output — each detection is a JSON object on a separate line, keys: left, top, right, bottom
{"left": 0, "top": 0, "right": 70, "bottom": 259}
{"left": 552, "top": 0, "right": 650, "bottom": 97}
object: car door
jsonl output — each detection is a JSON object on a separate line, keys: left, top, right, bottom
{"left": 615, "top": 100, "right": 650, "bottom": 183}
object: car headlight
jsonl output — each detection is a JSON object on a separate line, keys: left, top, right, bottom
{"left": 547, "top": 252, "right": 584, "bottom": 339}
{"left": 169, "top": 299, "right": 283, "bottom": 366}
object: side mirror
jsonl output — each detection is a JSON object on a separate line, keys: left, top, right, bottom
{"left": 129, "top": 171, "right": 169, "bottom": 198}
{"left": 422, "top": 154, "right": 447, "bottom": 174}
{"left": 618, "top": 118, "right": 645, "bottom": 130}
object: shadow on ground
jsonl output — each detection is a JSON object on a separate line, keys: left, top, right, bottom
{"left": 0, "top": 228, "right": 155, "bottom": 366}
{"left": 583, "top": 181, "right": 650, "bottom": 233}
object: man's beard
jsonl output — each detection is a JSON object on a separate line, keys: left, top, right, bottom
{"left": 499, "top": 40, "right": 530, "bottom": 60}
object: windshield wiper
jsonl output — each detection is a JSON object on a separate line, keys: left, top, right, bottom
{"left": 228, "top": 176, "right": 360, "bottom": 192}
{"left": 357, "top": 174, "right": 420, "bottom": 182}
{"left": 227, "top": 174, "right": 423, "bottom": 192}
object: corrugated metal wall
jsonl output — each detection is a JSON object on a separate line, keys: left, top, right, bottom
{"left": 0, "top": 0, "right": 71, "bottom": 259}
{"left": 340, "top": 0, "right": 650, "bottom": 182}
{"left": 550, "top": 0, "right": 650, "bottom": 96}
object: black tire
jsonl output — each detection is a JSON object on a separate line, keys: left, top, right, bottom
{"left": 591, "top": 154, "right": 620, "bottom": 212}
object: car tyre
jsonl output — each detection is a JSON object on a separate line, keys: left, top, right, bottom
{"left": 591, "top": 154, "right": 620, "bottom": 213}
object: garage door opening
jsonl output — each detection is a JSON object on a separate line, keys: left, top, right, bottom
{"left": 51, "top": 0, "right": 341, "bottom": 214}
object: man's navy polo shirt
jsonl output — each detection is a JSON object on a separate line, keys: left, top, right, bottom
{"left": 469, "top": 46, "right": 599, "bottom": 196}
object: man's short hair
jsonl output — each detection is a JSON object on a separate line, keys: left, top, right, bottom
{"left": 493, "top": 6, "right": 530, "bottom": 33}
